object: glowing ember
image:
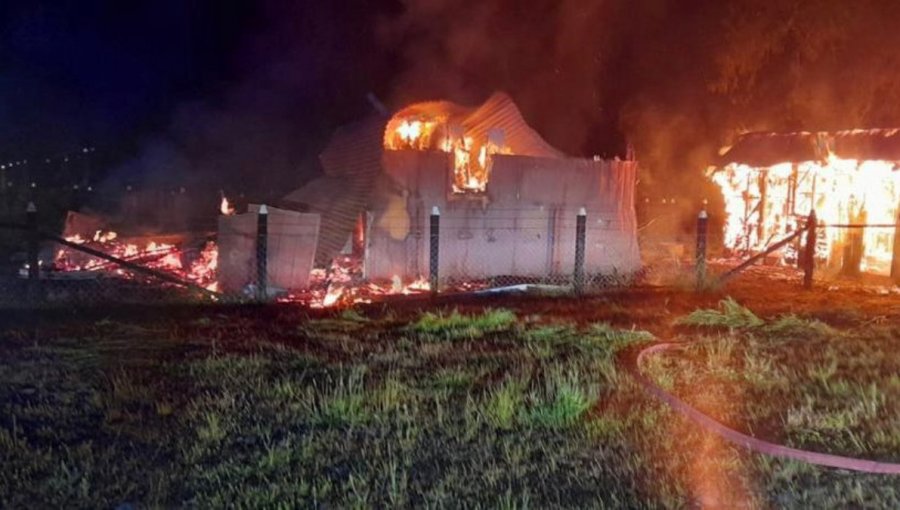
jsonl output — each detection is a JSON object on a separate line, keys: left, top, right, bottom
{"left": 93, "top": 230, "right": 117, "bottom": 242}
{"left": 320, "top": 285, "right": 344, "bottom": 307}
{"left": 711, "top": 155, "right": 900, "bottom": 273}
{"left": 220, "top": 194, "right": 235, "bottom": 215}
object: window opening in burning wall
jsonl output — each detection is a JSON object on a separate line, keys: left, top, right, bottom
{"left": 384, "top": 116, "right": 510, "bottom": 194}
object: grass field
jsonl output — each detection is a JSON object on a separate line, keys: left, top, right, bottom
{"left": 2, "top": 275, "right": 900, "bottom": 508}
{"left": 649, "top": 298, "right": 900, "bottom": 462}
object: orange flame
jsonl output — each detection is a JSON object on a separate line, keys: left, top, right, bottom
{"left": 712, "top": 155, "right": 900, "bottom": 273}
{"left": 385, "top": 115, "right": 508, "bottom": 194}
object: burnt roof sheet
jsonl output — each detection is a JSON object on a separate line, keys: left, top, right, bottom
{"left": 719, "top": 128, "right": 900, "bottom": 167}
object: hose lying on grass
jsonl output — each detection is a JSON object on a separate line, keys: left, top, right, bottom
{"left": 630, "top": 342, "right": 900, "bottom": 475}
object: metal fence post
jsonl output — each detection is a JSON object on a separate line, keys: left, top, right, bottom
{"left": 574, "top": 207, "right": 586, "bottom": 295}
{"left": 892, "top": 208, "right": 900, "bottom": 285}
{"left": 256, "top": 204, "right": 268, "bottom": 302}
{"left": 429, "top": 206, "right": 440, "bottom": 294}
{"left": 26, "top": 202, "right": 39, "bottom": 304}
{"left": 803, "top": 209, "right": 817, "bottom": 289}
{"left": 696, "top": 208, "right": 708, "bottom": 289}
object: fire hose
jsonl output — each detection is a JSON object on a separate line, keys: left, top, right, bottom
{"left": 629, "top": 342, "right": 900, "bottom": 474}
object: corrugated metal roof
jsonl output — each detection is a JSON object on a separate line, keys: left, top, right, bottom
{"left": 388, "top": 92, "right": 566, "bottom": 158}
{"left": 720, "top": 128, "right": 900, "bottom": 167}
{"left": 462, "top": 92, "right": 565, "bottom": 158}
{"left": 284, "top": 116, "right": 386, "bottom": 265}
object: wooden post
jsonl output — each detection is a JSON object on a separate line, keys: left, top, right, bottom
{"left": 696, "top": 208, "right": 708, "bottom": 289}
{"left": 429, "top": 206, "right": 440, "bottom": 295}
{"left": 757, "top": 169, "right": 768, "bottom": 243}
{"left": 803, "top": 210, "right": 817, "bottom": 289}
{"left": 574, "top": 207, "right": 587, "bottom": 295}
{"left": 256, "top": 205, "right": 268, "bottom": 302}
{"left": 841, "top": 207, "right": 865, "bottom": 278}
{"left": 891, "top": 208, "right": 900, "bottom": 285}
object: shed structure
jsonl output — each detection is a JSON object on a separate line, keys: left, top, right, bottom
{"left": 284, "top": 92, "right": 641, "bottom": 284}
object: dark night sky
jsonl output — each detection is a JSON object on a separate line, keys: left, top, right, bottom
{"left": 0, "top": 0, "right": 404, "bottom": 193}
{"left": 0, "top": 1, "right": 260, "bottom": 156}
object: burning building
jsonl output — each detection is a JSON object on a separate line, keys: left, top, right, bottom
{"left": 283, "top": 92, "right": 641, "bottom": 284}
{"left": 39, "top": 93, "right": 639, "bottom": 305}
{"left": 712, "top": 129, "right": 900, "bottom": 276}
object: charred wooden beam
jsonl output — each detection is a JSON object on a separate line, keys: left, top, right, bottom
{"left": 719, "top": 227, "right": 807, "bottom": 285}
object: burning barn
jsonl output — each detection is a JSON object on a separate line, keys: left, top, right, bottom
{"left": 283, "top": 92, "right": 641, "bottom": 285}
{"left": 712, "top": 129, "right": 900, "bottom": 276}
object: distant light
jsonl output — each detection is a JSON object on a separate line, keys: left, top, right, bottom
{"left": 73, "top": 184, "right": 79, "bottom": 190}
{"left": 64, "top": 157, "right": 69, "bottom": 162}
{"left": 45, "top": 159, "right": 51, "bottom": 163}
{"left": 0, "top": 165, "right": 5, "bottom": 170}
{"left": 87, "top": 186, "right": 93, "bottom": 192}
{"left": 82, "top": 148, "right": 89, "bottom": 153}
{"left": 30, "top": 182, "right": 36, "bottom": 188}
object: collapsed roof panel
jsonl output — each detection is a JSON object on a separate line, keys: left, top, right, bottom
{"left": 719, "top": 128, "right": 900, "bottom": 167}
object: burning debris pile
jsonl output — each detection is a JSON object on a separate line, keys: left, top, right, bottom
{"left": 47, "top": 229, "right": 219, "bottom": 291}
{"left": 712, "top": 130, "right": 900, "bottom": 275}
{"left": 277, "top": 255, "right": 435, "bottom": 308}
{"left": 38, "top": 197, "right": 440, "bottom": 307}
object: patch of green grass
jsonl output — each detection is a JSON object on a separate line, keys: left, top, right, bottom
{"left": 527, "top": 379, "right": 594, "bottom": 429}
{"left": 482, "top": 378, "right": 525, "bottom": 429}
{"left": 763, "top": 314, "right": 834, "bottom": 339}
{"left": 312, "top": 369, "right": 370, "bottom": 426}
{"left": 676, "top": 297, "right": 764, "bottom": 329}
{"left": 431, "top": 367, "right": 477, "bottom": 391}
{"left": 411, "top": 308, "right": 517, "bottom": 341}
{"left": 522, "top": 323, "right": 578, "bottom": 346}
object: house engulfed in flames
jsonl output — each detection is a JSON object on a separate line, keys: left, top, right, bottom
{"left": 712, "top": 129, "right": 900, "bottom": 275}
{"left": 281, "top": 92, "right": 641, "bottom": 284}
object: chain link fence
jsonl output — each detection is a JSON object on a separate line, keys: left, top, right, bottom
{"left": 0, "top": 198, "right": 734, "bottom": 310}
